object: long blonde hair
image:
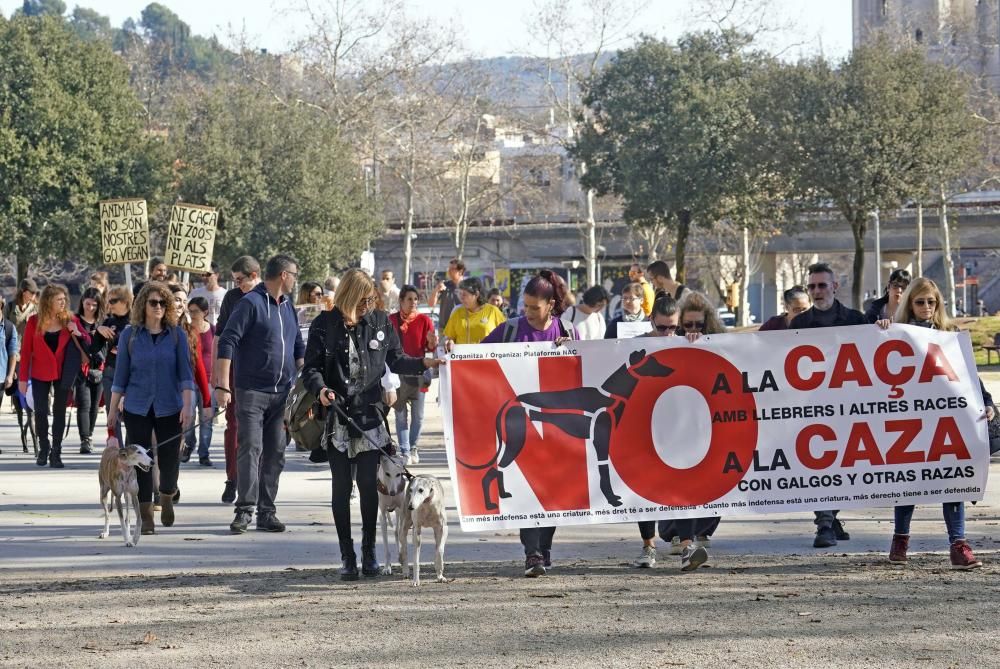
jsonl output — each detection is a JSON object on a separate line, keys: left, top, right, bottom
{"left": 333, "top": 269, "right": 377, "bottom": 322}
{"left": 894, "top": 277, "right": 954, "bottom": 331}
{"left": 678, "top": 291, "right": 725, "bottom": 335}
{"left": 37, "top": 285, "right": 70, "bottom": 328}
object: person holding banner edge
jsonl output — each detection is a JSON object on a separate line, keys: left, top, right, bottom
{"left": 789, "top": 262, "right": 866, "bottom": 548}
{"left": 480, "top": 269, "right": 578, "bottom": 577}
{"left": 875, "top": 277, "right": 993, "bottom": 569}
{"left": 301, "top": 269, "right": 443, "bottom": 580}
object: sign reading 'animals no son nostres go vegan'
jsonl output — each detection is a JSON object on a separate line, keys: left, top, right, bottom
{"left": 440, "top": 325, "right": 990, "bottom": 531}
{"left": 165, "top": 202, "right": 218, "bottom": 273}
{"left": 100, "top": 199, "right": 149, "bottom": 265}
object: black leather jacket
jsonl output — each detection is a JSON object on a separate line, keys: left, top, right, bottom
{"left": 302, "top": 308, "right": 425, "bottom": 430}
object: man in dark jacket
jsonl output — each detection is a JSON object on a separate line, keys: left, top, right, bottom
{"left": 215, "top": 255, "right": 305, "bottom": 534}
{"left": 789, "top": 262, "right": 866, "bottom": 548}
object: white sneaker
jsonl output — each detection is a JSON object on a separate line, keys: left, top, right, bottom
{"left": 680, "top": 544, "right": 708, "bottom": 572}
{"left": 405, "top": 454, "right": 414, "bottom": 466}
{"left": 633, "top": 545, "right": 656, "bottom": 568}
{"left": 669, "top": 536, "right": 683, "bottom": 555}
{"left": 696, "top": 535, "right": 711, "bottom": 548}
{"left": 410, "top": 450, "right": 420, "bottom": 464}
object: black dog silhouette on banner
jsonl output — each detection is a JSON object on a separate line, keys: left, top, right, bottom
{"left": 456, "top": 349, "right": 673, "bottom": 510}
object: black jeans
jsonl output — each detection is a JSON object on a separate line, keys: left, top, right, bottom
{"left": 328, "top": 446, "right": 379, "bottom": 549}
{"left": 74, "top": 376, "right": 102, "bottom": 441}
{"left": 639, "top": 521, "right": 656, "bottom": 541}
{"left": 31, "top": 379, "right": 71, "bottom": 450}
{"left": 123, "top": 409, "right": 182, "bottom": 503}
{"left": 520, "top": 527, "right": 556, "bottom": 557}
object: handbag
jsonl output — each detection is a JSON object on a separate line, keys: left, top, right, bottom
{"left": 58, "top": 329, "right": 88, "bottom": 390}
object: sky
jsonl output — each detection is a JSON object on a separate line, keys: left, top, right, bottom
{"left": 0, "top": 0, "right": 853, "bottom": 61}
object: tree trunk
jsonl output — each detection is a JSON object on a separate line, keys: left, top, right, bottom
{"left": 675, "top": 210, "right": 691, "bottom": 284}
{"left": 585, "top": 187, "right": 597, "bottom": 288}
{"left": 402, "top": 157, "right": 416, "bottom": 285}
{"left": 15, "top": 248, "right": 28, "bottom": 286}
{"left": 850, "top": 217, "right": 867, "bottom": 310}
{"left": 939, "top": 186, "right": 957, "bottom": 318}
{"left": 739, "top": 226, "right": 750, "bottom": 327}
{"left": 915, "top": 203, "right": 923, "bottom": 276}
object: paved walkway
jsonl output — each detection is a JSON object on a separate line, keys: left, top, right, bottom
{"left": 2, "top": 380, "right": 999, "bottom": 582}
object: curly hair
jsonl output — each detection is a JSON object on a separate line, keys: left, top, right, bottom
{"left": 130, "top": 281, "right": 178, "bottom": 329}
{"left": 37, "top": 284, "right": 71, "bottom": 328}
{"left": 678, "top": 291, "right": 725, "bottom": 335}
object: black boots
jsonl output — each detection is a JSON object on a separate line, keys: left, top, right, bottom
{"left": 339, "top": 541, "right": 359, "bottom": 581}
{"left": 36, "top": 441, "right": 49, "bottom": 467}
{"left": 49, "top": 444, "right": 64, "bottom": 469}
{"left": 361, "top": 538, "right": 380, "bottom": 577}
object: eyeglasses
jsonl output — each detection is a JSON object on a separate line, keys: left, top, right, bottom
{"left": 913, "top": 298, "right": 937, "bottom": 307}
{"left": 807, "top": 283, "right": 830, "bottom": 291}
{"left": 147, "top": 299, "right": 167, "bottom": 309}
{"left": 682, "top": 320, "right": 706, "bottom": 331}
{"left": 283, "top": 269, "right": 299, "bottom": 279}
{"left": 889, "top": 281, "right": 909, "bottom": 290}
{"left": 360, "top": 296, "right": 377, "bottom": 308}
{"left": 622, "top": 294, "right": 640, "bottom": 302}
{"left": 108, "top": 298, "right": 121, "bottom": 305}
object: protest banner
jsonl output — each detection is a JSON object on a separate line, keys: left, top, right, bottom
{"left": 440, "top": 325, "right": 990, "bottom": 531}
{"left": 165, "top": 203, "right": 218, "bottom": 273}
{"left": 99, "top": 199, "right": 149, "bottom": 265}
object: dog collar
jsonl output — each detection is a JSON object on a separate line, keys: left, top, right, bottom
{"left": 376, "top": 480, "right": 396, "bottom": 496}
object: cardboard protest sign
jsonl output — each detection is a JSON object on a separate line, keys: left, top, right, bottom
{"left": 441, "top": 325, "right": 989, "bottom": 531}
{"left": 100, "top": 199, "right": 149, "bottom": 264}
{"left": 165, "top": 203, "right": 218, "bottom": 273}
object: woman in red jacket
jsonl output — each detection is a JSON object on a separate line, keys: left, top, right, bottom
{"left": 18, "top": 284, "right": 91, "bottom": 468}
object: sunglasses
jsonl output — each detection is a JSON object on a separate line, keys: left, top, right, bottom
{"left": 311, "top": 291, "right": 323, "bottom": 297}
{"left": 913, "top": 298, "right": 937, "bottom": 307}
{"left": 682, "top": 321, "right": 706, "bottom": 331}
{"left": 653, "top": 323, "right": 675, "bottom": 332}
{"left": 147, "top": 299, "right": 167, "bottom": 308}
{"left": 807, "top": 282, "right": 830, "bottom": 291}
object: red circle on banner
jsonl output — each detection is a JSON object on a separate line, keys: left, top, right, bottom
{"left": 610, "top": 347, "right": 759, "bottom": 506}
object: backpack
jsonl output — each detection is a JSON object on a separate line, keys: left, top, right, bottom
{"left": 501, "top": 316, "right": 575, "bottom": 343}
{"left": 284, "top": 371, "right": 325, "bottom": 450}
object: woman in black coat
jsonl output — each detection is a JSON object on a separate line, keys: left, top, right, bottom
{"left": 302, "top": 269, "right": 443, "bottom": 581}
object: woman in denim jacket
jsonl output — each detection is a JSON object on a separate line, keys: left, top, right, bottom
{"left": 108, "top": 282, "right": 194, "bottom": 536}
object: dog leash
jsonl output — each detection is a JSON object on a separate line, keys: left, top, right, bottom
{"left": 109, "top": 409, "right": 222, "bottom": 449}
{"left": 325, "top": 400, "right": 416, "bottom": 479}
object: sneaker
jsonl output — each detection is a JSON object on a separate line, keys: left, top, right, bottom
{"left": 230, "top": 509, "right": 253, "bottom": 534}
{"left": 221, "top": 480, "right": 236, "bottom": 504}
{"left": 256, "top": 513, "right": 286, "bottom": 533}
{"left": 199, "top": 456, "right": 214, "bottom": 467}
{"left": 542, "top": 549, "right": 552, "bottom": 568}
{"left": 680, "top": 544, "right": 708, "bottom": 571}
{"left": 813, "top": 526, "right": 837, "bottom": 548}
{"left": 950, "top": 540, "right": 983, "bottom": 570}
{"left": 695, "top": 535, "right": 711, "bottom": 548}
{"left": 833, "top": 518, "right": 850, "bottom": 541}
{"left": 633, "top": 545, "right": 657, "bottom": 568}
{"left": 889, "top": 534, "right": 909, "bottom": 563}
{"left": 79, "top": 438, "right": 93, "bottom": 455}
{"left": 180, "top": 446, "right": 192, "bottom": 463}
{"left": 524, "top": 555, "right": 546, "bottom": 577}
{"left": 669, "top": 536, "right": 683, "bottom": 555}
{"left": 410, "top": 449, "right": 420, "bottom": 465}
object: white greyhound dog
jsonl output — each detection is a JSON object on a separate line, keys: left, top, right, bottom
{"left": 398, "top": 474, "right": 449, "bottom": 586}
{"left": 98, "top": 437, "right": 153, "bottom": 547}
{"left": 376, "top": 453, "right": 410, "bottom": 575}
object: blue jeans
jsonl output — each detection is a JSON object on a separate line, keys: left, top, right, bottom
{"left": 894, "top": 503, "right": 965, "bottom": 544}
{"left": 393, "top": 382, "right": 425, "bottom": 455}
{"left": 184, "top": 388, "right": 214, "bottom": 458}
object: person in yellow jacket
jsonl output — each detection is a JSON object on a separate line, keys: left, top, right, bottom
{"left": 628, "top": 264, "right": 656, "bottom": 316}
{"left": 443, "top": 277, "right": 506, "bottom": 345}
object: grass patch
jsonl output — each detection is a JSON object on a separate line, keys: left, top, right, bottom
{"left": 955, "top": 316, "right": 1000, "bottom": 368}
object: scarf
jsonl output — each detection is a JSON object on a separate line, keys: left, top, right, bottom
{"left": 396, "top": 309, "right": 419, "bottom": 334}
{"left": 622, "top": 310, "right": 644, "bottom": 323}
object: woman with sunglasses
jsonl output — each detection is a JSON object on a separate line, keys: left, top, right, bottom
{"left": 93, "top": 286, "right": 132, "bottom": 442}
{"left": 108, "top": 282, "right": 195, "bottom": 535}
{"left": 875, "top": 277, "right": 993, "bottom": 569}
{"left": 18, "top": 284, "right": 91, "bottom": 468}
{"left": 297, "top": 282, "right": 325, "bottom": 307}
{"left": 302, "top": 269, "right": 444, "bottom": 580}
{"left": 864, "top": 268, "right": 911, "bottom": 324}
{"left": 604, "top": 282, "right": 647, "bottom": 338}
{"left": 74, "top": 287, "right": 106, "bottom": 454}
